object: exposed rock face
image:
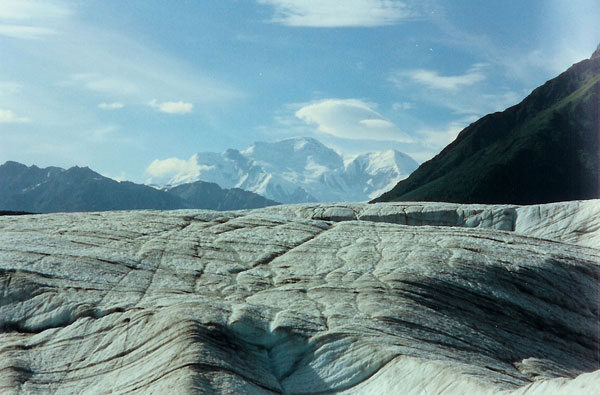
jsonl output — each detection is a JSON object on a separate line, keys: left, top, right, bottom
{"left": 0, "top": 201, "right": 599, "bottom": 393}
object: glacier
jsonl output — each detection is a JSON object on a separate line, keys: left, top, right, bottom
{"left": 0, "top": 200, "right": 599, "bottom": 394}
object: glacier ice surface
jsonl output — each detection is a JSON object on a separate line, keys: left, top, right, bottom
{"left": 0, "top": 200, "right": 598, "bottom": 394}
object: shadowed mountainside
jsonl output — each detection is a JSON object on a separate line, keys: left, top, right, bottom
{"left": 0, "top": 161, "right": 279, "bottom": 213}
{"left": 374, "top": 47, "right": 600, "bottom": 205}
{"left": 166, "top": 181, "right": 280, "bottom": 210}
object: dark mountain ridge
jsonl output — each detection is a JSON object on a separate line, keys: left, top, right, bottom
{"left": 0, "top": 161, "right": 279, "bottom": 213}
{"left": 166, "top": 181, "right": 280, "bottom": 211}
{"left": 374, "top": 47, "right": 600, "bottom": 205}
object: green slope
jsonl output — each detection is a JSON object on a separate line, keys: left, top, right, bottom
{"left": 374, "top": 52, "right": 600, "bottom": 205}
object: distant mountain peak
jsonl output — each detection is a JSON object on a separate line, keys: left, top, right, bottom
{"left": 151, "top": 137, "right": 418, "bottom": 203}
{"left": 2, "top": 160, "right": 27, "bottom": 168}
{"left": 242, "top": 136, "right": 330, "bottom": 157}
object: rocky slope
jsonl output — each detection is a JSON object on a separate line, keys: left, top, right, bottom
{"left": 0, "top": 161, "right": 278, "bottom": 213}
{"left": 374, "top": 47, "right": 600, "bottom": 204}
{"left": 149, "top": 137, "right": 419, "bottom": 203}
{"left": 167, "top": 181, "right": 280, "bottom": 211}
{"left": 0, "top": 200, "right": 598, "bottom": 393}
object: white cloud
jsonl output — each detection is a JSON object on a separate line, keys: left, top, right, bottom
{"left": 0, "top": 0, "right": 70, "bottom": 20}
{"left": 359, "top": 119, "right": 397, "bottom": 129}
{"left": 98, "top": 102, "right": 124, "bottom": 110}
{"left": 258, "top": 0, "right": 415, "bottom": 27}
{"left": 0, "top": 24, "right": 56, "bottom": 39}
{"left": 0, "top": 108, "right": 30, "bottom": 123}
{"left": 149, "top": 99, "right": 193, "bottom": 115}
{"left": 146, "top": 154, "right": 208, "bottom": 185}
{"left": 0, "top": 0, "right": 70, "bottom": 39}
{"left": 295, "top": 98, "right": 413, "bottom": 142}
{"left": 392, "top": 64, "right": 487, "bottom": 91}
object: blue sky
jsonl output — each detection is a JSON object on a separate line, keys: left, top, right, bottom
{"left": 1, "top": 0, "right": 598, "bottom": 183}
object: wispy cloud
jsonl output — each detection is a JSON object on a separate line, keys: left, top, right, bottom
{"left": 507, "top": 1, "right": 600, "bottom": 77}
{"left": 0, "top": 108, "right": 30, "bottom": 123}
{"left": 0, "top": 24, "right": 56, "bottom": 39}
{"left": 392, "top": 64, "right": 487, "bottom": 91}
{"left": 295, "top": 98, "right": 413, "bottom": 142}
{"left": 87, "top": 78, "right": 138, "bottom": 96}
{"left": 425, "top": 1, "right": 599, "bottom": 83}
{"left": 149, "top": 99, "right": 193, "bottom": 115}
{"left": 0, "top": 0, "right": 70, "bottom": 20}
{"left": 418, "top": 116, "right": 477, "bottom": 151}
{"left": 98, "top": 102, "right": 124, "bottom": 110}
{"left": 0, "top": 0, "right": 70, "bottom": 39}
{"left": 389, "top": 63, "right": 521, "bottom": 118}
{"left": 62, "top": 74, "right": 139, "bottom": 96}
{"left": 0, "top": 2, "right": 242, "bottom": 181}
{"left": 258, "top": 0, "right": 416, "bottom": 27}
{"left": 392, "top": 102, "right": 413, "bottom": 111}
{"left": 52, "top": 28, "right": 241, "bottom": 107}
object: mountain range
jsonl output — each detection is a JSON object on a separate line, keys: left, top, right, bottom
{"left": 4, "top": 44, "right": 599, "bottom": 211}
{"left": 0, "top": 161, "right": 278, "bottom": 213}
{"left": 374, "top": 44, "right": 600, "bottom": 204}
{"left": 149, "top": 137, "right": 419, "bottom": 203}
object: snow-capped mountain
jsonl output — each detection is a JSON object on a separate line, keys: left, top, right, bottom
{"left": 150, "top": 137, "right": 418, "bottom": 203}
{"left": 340, "top": 150, "right": 420, "bottom": 200}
